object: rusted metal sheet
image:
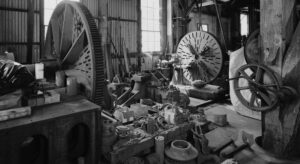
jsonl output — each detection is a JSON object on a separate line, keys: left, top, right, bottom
{"left": 106, "top": 0, "right": 138, "bottom": 54}
{"left": 0, "top": 0, "right": 41, "bottom": 63}
{"left": 108, "top": 0, "right": 138, "bottom": 20}
{"left": 0, "top": 11, "right": 28, "bottom": 43}
{"left": 0, "top": 45, "right": 27, "bottom": 62}
{"left": 81, "top": 0, "right": 98, "bottom": 17}
{"left": 34, "top": 13, "right": 40, "bottom": 42}
{"left": 109, "top": 20, "right": 138, "bottom": 53}
{"left": 0, "top": 0, "right": 28, "bottom": 10}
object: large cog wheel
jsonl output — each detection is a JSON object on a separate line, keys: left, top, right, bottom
{"left": 43, "top": 1, "right": 104, "bottom": 106}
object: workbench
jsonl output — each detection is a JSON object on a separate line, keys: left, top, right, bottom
{"left": 0, "top": 97, "right": 100, "bottom": 164}
{"left": 110, "top": 123, "right": 192, "bottom": 164}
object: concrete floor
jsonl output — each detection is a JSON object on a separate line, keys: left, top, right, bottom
{"left": 204, "top": 102, "right": 262, "bottom": 139}
{"left": 200, "top": 102, "right": 300, "bottom": 164}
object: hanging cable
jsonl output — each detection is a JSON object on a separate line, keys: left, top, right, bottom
{"left": 213, "top": 0, "right": 228, "bottom": 52}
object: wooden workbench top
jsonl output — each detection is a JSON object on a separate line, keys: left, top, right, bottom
{"left": 0, "top": 97, "right": 100, "bottom": 130}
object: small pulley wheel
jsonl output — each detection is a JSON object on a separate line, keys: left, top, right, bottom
{"left": 233, "top": 64, "right": 280, "bottom": 112}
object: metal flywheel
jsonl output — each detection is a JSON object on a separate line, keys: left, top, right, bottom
{"left": 43, "top": 1, "right": 104, "bottom": 106}
{"left": 244, "top": 29, "right": 261, "bottom": 65}
{"left": 232, "top": 64, "right": 281, "bottom": 112}
{"left": 176, "top": 31, "right": 224, "bottom": 85}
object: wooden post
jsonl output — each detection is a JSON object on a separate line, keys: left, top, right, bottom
{"left": 40, "top": 0, "right": 44, "bottom": 62}
{"left": 248, "top": 0, "right": 259, "bottom": 33}
{"left": 172, "top": 0, "right": 187, "bottom": 50}
{"left": 27, "top": 0, "right": 34, "bottom": 64}
{"left": 260, "top": 0, "right": 298, "bottom": 157}
{"left": 160, "top": 0, "right": 168, "bottom": 53}
{"left": 137, "top": 0, "right": 142, "bottom": 69}
{"left": 167, "top": 0, "right": 173, "bottom": 53}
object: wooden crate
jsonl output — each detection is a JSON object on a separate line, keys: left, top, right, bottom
{"left": 0, "top": 97, "right": 100, "bottom": 164}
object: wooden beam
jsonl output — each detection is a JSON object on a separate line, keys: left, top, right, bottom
{"left": 0, "top": 7, "right": 40, "bottom": 13}
{"left": 107, "top": 17, "right": 137, "bottom": 23}
{"left": 40, "top": 0, "right": 45, "bottom": 62}
{"left": 137, "top": 0, "right": 142, "bottom": 69}
{"left": 27, "top": 0, "right": 34, "bottom": 64}
{"left": 260, "top": 0, "right": 297, "bottom": 157}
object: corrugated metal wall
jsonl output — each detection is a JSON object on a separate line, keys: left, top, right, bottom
{"left": 107, "top": 0, "right": 139, "bottom": 53}
{"left": 0, "top": 0, "right": 140, "bottom": 72}
{"left": 0, "top": 0, "right": 41, "bottom": 63}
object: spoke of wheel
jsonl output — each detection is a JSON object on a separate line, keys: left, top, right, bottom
{"left": 262, "top": 84, "right": 278, "bottom": 92}
{"left": 250, "top": 73, "right": 255, "bottom": 79}
{"left": 255, "top": 66, "right": 263, "bottom": 82}
{"left": 239, "top": 70, "right": 252, "bottom": 81}
{"left": 62, "top": 30, "right": 85, "bottom": 65}
{"left": 235, "top": 86, "right": 250, "bottom": 91}
{"left": 249, "top": 93, "right": 257, "bottom": 107}
{"left": 60, "top": 4, "right": 74, "bottom": 59}
{"left": 50, "top": 18, "right": 61, "bottom": 55}
{"left": 256, "top": 90, "right": 272, "bottom": 105}
{"left": 188, "top": 44, "right": 197, "bottom": 55}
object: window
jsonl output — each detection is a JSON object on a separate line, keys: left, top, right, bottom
{"left": 197, "top": 23, "right": 208, "bottom": 32}
{"left": 141, "top": 0, "right": 161, "bottom": 52}
{"left": 201, "top": 25, "right": 208, "bottom": 32}
{"left": 44, "top": 0, "right": 80, "bottom": 36}
{"left": 240, "top": 13, "right": 249, "bottom": 36}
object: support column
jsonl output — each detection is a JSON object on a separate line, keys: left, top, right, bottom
{"left": 260, "top": 0, "right": 297, "bottom": 157}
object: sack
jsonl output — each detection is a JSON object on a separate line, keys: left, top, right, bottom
{"left": 228, "top": 48, "right": 261, "bottom": 120}
{"left": 0, "top": 60, "right": 35, "bottom": 96}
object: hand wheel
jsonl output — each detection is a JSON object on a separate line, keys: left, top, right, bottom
{"left": 232, "top": 64, "right": 280, "bottom": 112}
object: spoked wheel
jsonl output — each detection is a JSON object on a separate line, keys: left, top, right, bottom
{"left": 244, "top": 29, "right": 261, "bottom": 65}
{"left": 233, "top": 64, "right": 280, "bottom": 112}
{"left": 43, "top": 1, "right": 104, "bottom": 106}
{"left": 176, "top": 31, "right": 224, "bottom": 85}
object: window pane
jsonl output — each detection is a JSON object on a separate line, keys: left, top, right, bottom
{"left": 148, "top": 0, "right": 154, "bottom": 8}
{"left": 141, "top": 0, "right": 147, "bottom": 7}
{"left": 202, "top": 25, "right": 208, "bottom": 32}
{"left": 240, "top": 13, "right": 249, "bottom": 36}
{"left": 153, "top": 9, "right": 159, "bottom": 19}
{"left": 141, "top": 8, "right": 147, "bottom": 19}
{"left": 153, "top": 21, "right": 159, "bottom": 31}
{"left": 147, "top": 8, "right": 153, "bottom": 19}
{"left": 153, "top": 0, "right": 159, "bottom": 9}
{"left": 148, "top": 19, "right": 154, "bottom": 31}
{"left": 154, "top": 32, "right": 160, "bottom": 42}
{"left": 44, "top": 9, "right": 53, "bottom": 25}
{"left": 45, "top": 1, "right": 57, "bottom": 10}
